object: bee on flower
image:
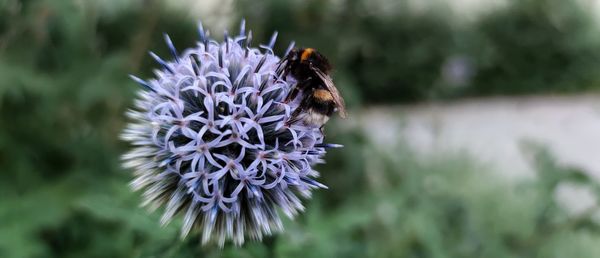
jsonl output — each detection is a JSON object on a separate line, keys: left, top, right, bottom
{"left": 121, "top": 20, "right": 344, "bottom": 246}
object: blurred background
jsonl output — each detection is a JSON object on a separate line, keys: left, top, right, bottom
{"left": 3, "top": 0, "right": 600, "bottom": 257}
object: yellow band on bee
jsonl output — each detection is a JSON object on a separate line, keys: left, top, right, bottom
{"left": 313, "top": 89, "right": 333, "bottom": 101}
{"left": 301, "top": 48, "right": 314, "bottom": 62}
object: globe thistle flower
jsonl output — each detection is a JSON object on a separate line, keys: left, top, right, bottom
{"left": 121, "top": 21, "right": 340, "bottom": 246}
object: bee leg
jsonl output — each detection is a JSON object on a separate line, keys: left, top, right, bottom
{"left": 285, "top": 108, "right": 301, "bottom": 126}
{"left": 284, "top": 87, "right": 300, "bottom": 103}
{"left": 284, "top": 77, "right": 312, "bottom": 103}
{"left": 280, "top": 68, "right": 290, "bottom": 80}
{"left": 285, "top": 107, "right": 303, "bottom": 126}
{"left": 275, "top": 60, "right": 288, "bottom": 78}
{"left": 286, "top": 93, "right": 312, "bottom": 126}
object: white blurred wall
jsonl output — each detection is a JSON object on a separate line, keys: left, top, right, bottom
{"left": 355, "top": 95, "right": 600, "bottom": 181}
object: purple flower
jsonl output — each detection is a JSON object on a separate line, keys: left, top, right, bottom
{"left": 121, "top": 21, "right": 339, "bottom": 246}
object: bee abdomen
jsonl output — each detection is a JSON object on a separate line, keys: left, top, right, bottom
{"left": 302, "top": 108, "right": 331, "bottom": 128}
{"left": 312, "top": 89, "right": 335, "bottom": 116}
{"left": 313, "top": 89, "right": 332, "bottom": 100}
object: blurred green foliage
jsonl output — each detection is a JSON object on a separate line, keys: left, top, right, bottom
{"left": 238, "top": 0, "right": 600, "bottom": 104}
{"left": 469, "top": 0, "right": 600, "bottom": 95}
{"left": 2, "top": 0, "right": 600, "bottom": 257}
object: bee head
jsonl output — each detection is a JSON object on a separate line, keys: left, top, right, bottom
{"left": 287, "top": 48, "right": 299, "bottom": 62}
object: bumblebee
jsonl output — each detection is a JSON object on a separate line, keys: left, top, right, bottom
{"left": 281, "top": 48, "right": 347, "bottom": 129}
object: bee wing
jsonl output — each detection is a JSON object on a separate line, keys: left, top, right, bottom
{"left": 312, "top": 67, "right": 347, "bottom": 118}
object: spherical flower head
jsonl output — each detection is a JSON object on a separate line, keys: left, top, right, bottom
{"left": 121, "top": 21, "right": 339, "bottom": 246}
